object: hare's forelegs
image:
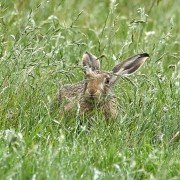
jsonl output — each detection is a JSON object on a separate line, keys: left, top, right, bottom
{"left": 103, "top": 98, "right": 118, "bottom": 120}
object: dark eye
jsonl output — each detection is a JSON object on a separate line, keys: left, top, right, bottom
{"left": 105, "top": 77, "right": 110, "bottom": 84}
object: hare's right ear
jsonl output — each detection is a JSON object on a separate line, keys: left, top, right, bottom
{"left": 109, "top": 53, "right": 149, "bottom": 84}
{"left": 82, "top": 52, "right": 100, "bottom": 71}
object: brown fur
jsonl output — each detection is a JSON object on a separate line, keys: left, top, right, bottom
{"left": 53, "top": 52, "right": 149, "bottom": 121}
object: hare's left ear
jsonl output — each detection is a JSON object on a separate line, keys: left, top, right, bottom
{"left": 82, "top": 52, "right": 100, "bottom": 72}
{"left": 109, "top": 53, "right": 149, "bottom": 84}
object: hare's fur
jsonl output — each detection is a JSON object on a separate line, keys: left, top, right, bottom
{"left": 55, "top": 52, "right": 149, "bottom": 120}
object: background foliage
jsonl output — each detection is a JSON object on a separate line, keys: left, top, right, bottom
{"left": 0, "top": 0, "right": 179, "bottom": 179}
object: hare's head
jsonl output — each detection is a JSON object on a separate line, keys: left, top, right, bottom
{"left": 82, "top": 51, "right": 149, "bottom": 101}
{"left": 84, "top": 70, "right": 110, "bottom": 100}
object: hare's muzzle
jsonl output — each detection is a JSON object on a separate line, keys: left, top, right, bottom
{"left": 87, "top": 89, "right": 101, "bottom": 96}
{"left": 85, "top": 88, "right": 102, "bottom": 100}
{"left": 88, "top": 88, "right": 97, "bottom": 95}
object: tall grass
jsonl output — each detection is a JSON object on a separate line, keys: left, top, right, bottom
{"left": 0, "top": 0, "right": 179, "bottom": 179}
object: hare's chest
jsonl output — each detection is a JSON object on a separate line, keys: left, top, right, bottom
{"left": 79, "top": 98, "right": 118, "bottom": 119}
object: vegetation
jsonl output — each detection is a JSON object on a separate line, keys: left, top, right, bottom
{"left": 0, "top": 0, "right": 179, "bottom": 179}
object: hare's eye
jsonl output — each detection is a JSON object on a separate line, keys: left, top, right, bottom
{"left": 105, "top": 77, "right": 110, "bottom": 84}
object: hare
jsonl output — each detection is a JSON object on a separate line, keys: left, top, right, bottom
{"left": 56, "top": 52, "right": 149, "bottom": 120}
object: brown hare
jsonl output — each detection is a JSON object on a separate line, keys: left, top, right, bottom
{"left": 56, "top": 52, "right": 149, "bottom": 120}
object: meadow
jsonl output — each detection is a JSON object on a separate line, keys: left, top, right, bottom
{"left": 0, "top": 0, "right": 179, "bottom": 179}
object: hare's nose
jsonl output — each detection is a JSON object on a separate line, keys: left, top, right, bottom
{"left": 88, "top": 89, "right": 97, "bottom": 95}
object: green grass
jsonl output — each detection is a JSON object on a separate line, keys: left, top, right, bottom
{"left": 0, "top": 0, "right": 179, "bottom": 179}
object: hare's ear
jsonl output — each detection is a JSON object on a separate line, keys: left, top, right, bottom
{"left": 82, "top": 52, "right": 100, "bottom": 71}
{"left": 109, "top": 53, "right": 149, "bottom": 84}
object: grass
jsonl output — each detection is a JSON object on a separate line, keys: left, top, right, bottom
{"left": 0, "top": 0, "right": 179, "bottom": 179}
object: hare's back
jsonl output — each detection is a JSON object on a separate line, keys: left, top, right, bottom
{"left": 60, "top": 82, "right": 84, "bottom": 98}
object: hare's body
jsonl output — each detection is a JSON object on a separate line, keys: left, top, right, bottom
{"left": 79, "top": 88, "right": 118, "bottom": 119}
{"left": 58, "top": 82, "right": 84, "bottom": 112}
{"left": 55, "top": 52, "right": 149, "bottom": 120}
{"left": 59, "top": 82, "right": 118, "bottom": 119}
